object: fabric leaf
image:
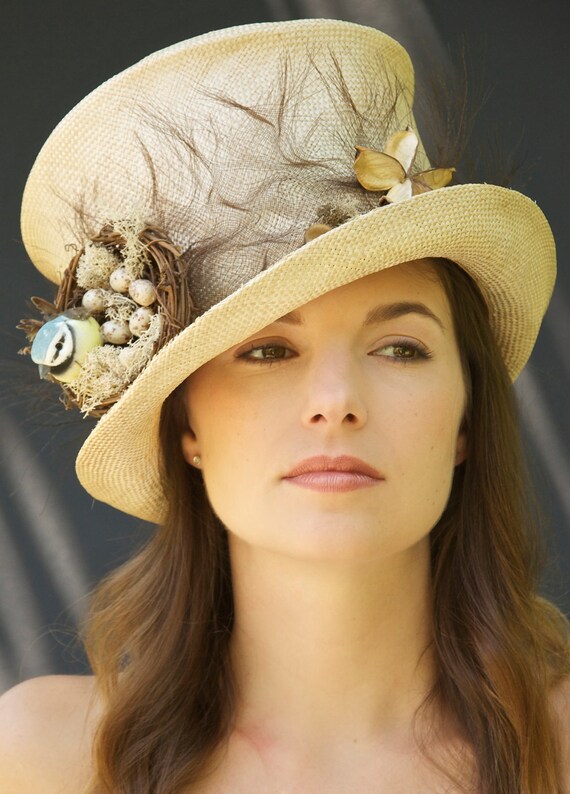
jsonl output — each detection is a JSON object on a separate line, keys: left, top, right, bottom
{"left": 354, "top": 147, "right": 406, "bottom": 191}
{"left": 383, "top": 129, "right": 418, "bottom": 173}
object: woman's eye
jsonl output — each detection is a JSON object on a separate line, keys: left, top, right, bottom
{"left": 239, "top": 343, "right": 295, "bottom": 362}
{"left": 372, "top": 341, "right": 430, "bottom": 361}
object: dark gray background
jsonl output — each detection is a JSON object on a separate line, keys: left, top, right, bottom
{"left": 1, "top": 0, "right": 569, "bottom": 692}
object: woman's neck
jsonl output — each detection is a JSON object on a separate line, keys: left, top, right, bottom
{"left": 228, "top": 534, "right": 438, "bottom": 757}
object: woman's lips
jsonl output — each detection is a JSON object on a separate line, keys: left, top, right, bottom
{"left": 282, "top": 455, "right": 383, "bottom": 493}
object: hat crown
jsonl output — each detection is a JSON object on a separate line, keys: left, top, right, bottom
{"left": 22, "top": 20, "right": 423, "bottom": 312}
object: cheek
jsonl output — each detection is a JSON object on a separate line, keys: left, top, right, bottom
{"left": 387, "top": 381, "right": 464, "bottom": 498}
{"left": 186, "top": 384, "right": 262, "bottom": 508}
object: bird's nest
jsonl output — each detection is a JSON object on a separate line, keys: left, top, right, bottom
{"left": 19, "top": 219, "right": 194, "bottom": 417}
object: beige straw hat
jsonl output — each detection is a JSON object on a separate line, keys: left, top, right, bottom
{"left": 20, "top": 19, "right": 556, "bottom": 523}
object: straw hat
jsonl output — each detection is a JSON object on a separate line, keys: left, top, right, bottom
{"left": 20, "top": 19, "right": 556, "bottom": 523}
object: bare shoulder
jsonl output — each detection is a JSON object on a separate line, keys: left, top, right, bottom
{"left": 0, "top": 674, "right": 101, "bottom": 793}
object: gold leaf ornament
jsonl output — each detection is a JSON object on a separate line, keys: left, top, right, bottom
{"left": 413, "top": 167, "right": 456, "bottom": 192}
{"left": 304, "top": 223, "right": 333, "bottom": 243}
{"left": 354, "top": 128, "right": 455, "bottom": 204}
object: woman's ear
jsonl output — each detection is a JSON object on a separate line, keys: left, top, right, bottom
{"left": 181, "top": 428, "right": 200, "bottom": 466}
{"left": 455, "top": 429, "right": 467, "bottom": 466}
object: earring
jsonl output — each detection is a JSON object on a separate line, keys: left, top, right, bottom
{"left": 192, "top": 455, "right": 201, "bottom": 467}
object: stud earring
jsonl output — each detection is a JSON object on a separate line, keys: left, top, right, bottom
{"left": 192, "top": 455, "right": 201, "bottom": 467}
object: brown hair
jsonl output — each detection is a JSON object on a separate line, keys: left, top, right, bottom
{"left": 422, "top": 260, "right": 570, "bottom": 791}
{"left": 85, "top": 407, "right": 235, "bottom": 792}
{"left": 84, "top": 258, "right": 570, "bottom": 793}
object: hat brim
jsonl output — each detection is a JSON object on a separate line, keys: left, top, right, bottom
{"left": 75, "top": 182, "right": 555, "bottom": 522}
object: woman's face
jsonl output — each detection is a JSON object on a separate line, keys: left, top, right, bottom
{"left": 182, "top": 259, "right": 467, "bottom": 562}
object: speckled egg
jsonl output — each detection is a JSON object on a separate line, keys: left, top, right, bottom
{"left": 101, "top": 319, "right": 132, "bottom": 345}
{"left": 109, "top": 267, "right": 131, "bottom": 293}
{"left": 128, "top": 279, "right": 156, "bottom": 307}
{"left": 129, "top": 306, "right": 154, "bottom": 336}
{"left": 81, "top": 288, "right": 108, "bottom": 314}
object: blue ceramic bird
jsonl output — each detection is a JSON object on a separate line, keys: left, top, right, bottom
{"left": 30, "top": 311, "right": 102, "bottom": 383}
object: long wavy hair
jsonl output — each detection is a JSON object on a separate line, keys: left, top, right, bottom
{"left": 83, "top": 256, "right": 570, "bottom": 793}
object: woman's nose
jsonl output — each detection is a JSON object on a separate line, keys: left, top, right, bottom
{"left": 301, "top": 350, "right": 367, "bottom": 429}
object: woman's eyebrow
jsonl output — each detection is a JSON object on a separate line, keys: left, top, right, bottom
{"left": 274, "top": 302, "right": 445, "bottom": 330}
{"left": 364, "top": 302, "right": 445, "bottom": 331}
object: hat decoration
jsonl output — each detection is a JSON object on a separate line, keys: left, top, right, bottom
{"left": 19, "top": 218, "right": 193, "bottom": 416}
{"left": 354, "top": 127, "right": 456, "bottom": 202}
{"left": 305, "top": 126, "right": 455, "bottom": 241}
{"left": 20, "top": 127, "right": 455, "bottom": 416}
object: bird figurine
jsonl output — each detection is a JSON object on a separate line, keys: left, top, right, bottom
{"left": 30, "top": 311, "right": 103, "bottom": 383}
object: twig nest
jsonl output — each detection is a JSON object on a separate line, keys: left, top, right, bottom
{"left": 128, "top": 278, "right": 156, "bottom": 306}
{"left": 20, "top": 221, "right": 195, "bottom": 417}
{"left": 101, "top": 319, "right": 132, "bottom": 345}
{"left": 81, "top": 288, "right": 108, "bottom": 314}
{"left": 109, "top": 267, "right": 131, "bottom": 293}
{"left": 129, "top": 306, "right": 154, "bottom": 336}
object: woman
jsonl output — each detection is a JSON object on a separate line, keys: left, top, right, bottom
{"left": 1, "top": 18, "right": 569, "bottom": 793}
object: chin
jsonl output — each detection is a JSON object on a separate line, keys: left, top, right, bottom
{"left": 241, "top": 516, "right": 426, "bottom": 564}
